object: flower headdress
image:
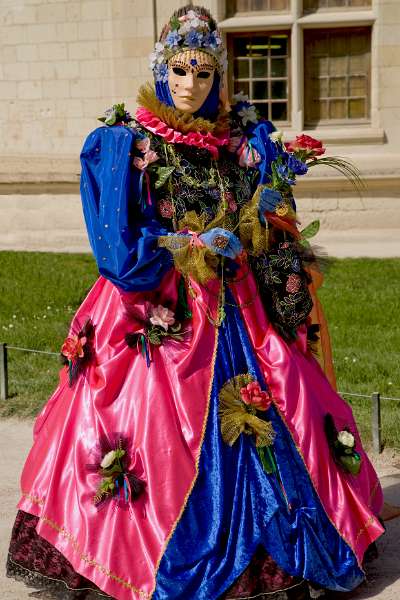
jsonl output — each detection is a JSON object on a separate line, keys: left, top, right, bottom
{"left": 149, "top": 7, "right": 227, "bottom": 84}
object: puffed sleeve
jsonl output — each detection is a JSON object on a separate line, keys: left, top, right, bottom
{"left": 80, "top": 126, "right": 173, "bottom": 291}
{"left": 245, "top": 119, "right": 276, "bottom": 185}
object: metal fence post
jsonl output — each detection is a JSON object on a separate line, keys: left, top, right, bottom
{"left": 0, "top": 343, "right": 8, "bottom": 400}
{"left": 371, "top": 392, "right": 382, "bottom": 454}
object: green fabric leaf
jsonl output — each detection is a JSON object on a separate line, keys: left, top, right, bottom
{"left": 155, "top": 166, "right": 175, "bottom": 189}
{"left": 300, "top": 220, "right": 320, "bottom": 240}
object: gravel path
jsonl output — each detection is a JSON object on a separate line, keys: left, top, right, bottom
{"left": 1, "top": 419, "right": 399, "bottom": 599}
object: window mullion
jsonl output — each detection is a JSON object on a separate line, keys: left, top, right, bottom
{"left": 291, "top": 20, "right": 304, "bottom": 131}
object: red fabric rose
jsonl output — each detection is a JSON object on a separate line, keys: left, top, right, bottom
{"left": 285, "top": 134, "right": 325, "bottom": 157}
{"left": 240, "top": 381, "right": 271, "bottom": 411}
{"left": 61, "top": 335, "right": 87, "bottom": 362}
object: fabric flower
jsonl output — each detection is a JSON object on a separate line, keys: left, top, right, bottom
{"left": 238, "top": 141, "right": 261, "bottom": 168}
{"left": 133, "top": 150, "right": 158, "bottom": 171}
{"left": 240, "top": 381, "right": 271, "bottom": 411}
{"left": 238, "top": 104, "right": 258, "bottom": 126}
{"left": 285, "top": 134, "right": 325, "bottom": 157}
{"left": 149, "top": 305, "right": 176, "bottom": 331}
{"left": 203, "top": 31, "right": 221, "bottom": 49}
{"left": 225, "top": 191, "right": 237, "bottom": 213}
{"left": 154, "top": 63, "right": 168, "bottom": 83}
{"left": 165, "top": 30, "right": 181, "bottom": 48}
{"left": 135, "top": 137, "right": 150, "bottom": 153}
{"left": 61, "top": 335, "right": 87, "bottom": 362}
{"left": 338, "top": 430, "right": 355, "bottom": 448}
{"left": 100, "top": 450, "right": 118, "bottom": 469}
{"left": 287, "top": 154, "right": 308, "bottom": 175}
{"left": 133, "top": 136, "right": 158, "bottom": 170}
{"left": 186, "top": 29, "right": 203, "bottom": 47}
{"left": 286, "top": 274, "right": 301, "bottom": 294}
{"left": 275, "top": 163, "right": 296, "bottom": 186}
{"left": 232, "top": 91, "right": 250, "bottom": 104}
{"left": 270, "top": 131, "right": 283, "bottom": 143}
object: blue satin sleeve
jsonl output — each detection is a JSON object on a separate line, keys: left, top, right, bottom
{"left": 80, "top": 126, "right": 173, "bottom": 291}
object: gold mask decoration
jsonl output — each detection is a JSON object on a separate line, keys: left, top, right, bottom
{"left": 168, "top": 49, "right": 216, "bottom": 114}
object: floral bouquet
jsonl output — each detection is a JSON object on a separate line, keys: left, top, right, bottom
{"left": 259, "top": 131, "right": 365, "bottom": 245}
{"left": 324, "top": 413, "right": 362, "bottom": 476}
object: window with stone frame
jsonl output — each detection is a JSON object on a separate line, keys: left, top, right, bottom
{"left": 304, "top": 27, "right": 371, "bottom": 125}
{"left": 226, "top": 0, "right": 290, "bottom": 17}
{"left": 228, "top": 32, "right": 290, "bottom": 123}
{"left": 303, "top": 0, "right": 371, "bottom": 12}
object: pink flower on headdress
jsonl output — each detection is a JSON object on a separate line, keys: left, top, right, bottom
{"left": 61, "top": 335, "right": 87, "bottom": 362}
{"left": 240, "top": 381, "right": 271, "bottom": 411}
{"left": 149, "top": 305, "right": 175, "bottom": 331}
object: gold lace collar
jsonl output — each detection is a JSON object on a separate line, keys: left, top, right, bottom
{"left": 136, "top": 83, "right": 230, "bottom": 136}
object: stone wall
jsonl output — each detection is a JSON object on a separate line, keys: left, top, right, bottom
{"left": 0, "top": 0, "right": 400, "bottom": 251}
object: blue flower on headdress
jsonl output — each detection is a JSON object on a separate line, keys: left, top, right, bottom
{"left": 203, "top": 31, "right": 221, "bottom": 50}
{"left": 155, "top": 63, "right": 168, "bottom": 83}
{"left": 165, "top": 30, "right": 181, "bottom": 48}
{"left": 186, "top": 30, "right": 203, "bottom": 48}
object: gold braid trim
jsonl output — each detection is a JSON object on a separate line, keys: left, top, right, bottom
{"left": 218, "top": 374, "right": 276, "bottom": 448}
{"left": 158, "top": 209, "right": 227, "bottom": 284}
{"left": 238, "top": 185, "right": 269, "bottom": 257}
{"left": 21, "top": 491, "right": 150, "bottom": 597}
{"left": 136, "top": 83, "right": 230, "bottom": 136}
{"left": 151, "top": 316, "right": 220, "bottom": 596}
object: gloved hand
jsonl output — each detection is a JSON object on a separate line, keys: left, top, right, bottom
{"left": 258, "top": 187, "right": 283, "bottom": 225}
{"left": 199, "top": 227, "right": 243, "bottom": 259}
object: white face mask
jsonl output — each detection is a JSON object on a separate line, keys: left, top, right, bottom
{"left": 168, "top": 50, "right": 216, "bottom": 114}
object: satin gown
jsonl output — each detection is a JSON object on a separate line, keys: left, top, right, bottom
{"left": 7, "top": 105, "right": 384, "bottom": 600}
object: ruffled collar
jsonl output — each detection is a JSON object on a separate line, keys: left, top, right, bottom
{"left": 135, "top": 83, "right": 230, "bottom": 159}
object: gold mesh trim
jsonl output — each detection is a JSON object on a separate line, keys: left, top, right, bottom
{"left": 218, "top": 374, "right": 275, "bottom": 448}
{"left": 151, "top": 317, "right": 220, "bottom": 595}
{"left": 158, "top": 208, "right": 228, "bottom": 284}
{"left": 21, "top": 491, "right": 150, "bottom": 597}
{"left": 238, "top": 186, "right": 269, "bottom": 256}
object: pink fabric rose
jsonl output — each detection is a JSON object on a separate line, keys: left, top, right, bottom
{"left": 149, "top": 305, "right": 175, "bottom": 331}
{"left": 240, "top": 381, "right": 271, "bottom": 411}
{"left": 133, "top": 136, "right": 159, "bottom": 171}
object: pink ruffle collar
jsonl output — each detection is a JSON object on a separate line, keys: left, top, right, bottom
{"left": 135, "top": 107, "right": 229, "bottom": 159}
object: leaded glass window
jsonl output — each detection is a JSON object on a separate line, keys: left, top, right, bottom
{"left": 228, "top": 33, "right": 290, "bottom": 122}
{"left": 303, "top": 0, "right": 372, "bottom": 12}
{"left": 226, "top": 0, "right": 289, "bottom": 18}
{"left": 304, "top": 27, "right": 371, "bottom": 124}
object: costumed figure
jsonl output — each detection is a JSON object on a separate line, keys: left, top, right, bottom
{"left": 7, "top": 5, "right": 385, "bottom": 600}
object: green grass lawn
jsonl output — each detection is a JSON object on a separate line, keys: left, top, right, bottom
{"left": 1, "top": 252, "right": 399, "bottom": 448}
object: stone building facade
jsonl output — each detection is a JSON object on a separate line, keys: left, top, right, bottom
{"left": 0, "top": 0, "right": 399, "bottom": 251}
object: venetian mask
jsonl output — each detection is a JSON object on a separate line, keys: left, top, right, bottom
{"left": 168, "top": 50, "right": 216, "bottom": 114}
